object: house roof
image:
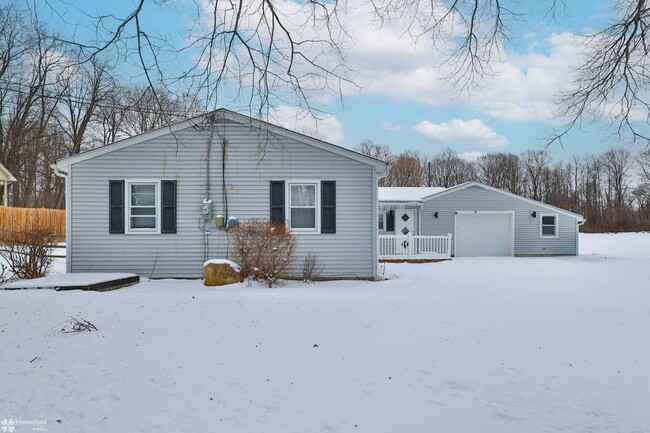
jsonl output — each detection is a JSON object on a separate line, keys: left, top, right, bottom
{"left": 421, "top": 181, "right": 586, "bottom": 222}
{"left": 378, "top": 187, "right": 447, "bottom": 203}
{"left": 52, "top": 109, "right": 390, "bottom": 174}
{"left": 0, "top": 162, "right": 17, "bottom": 183}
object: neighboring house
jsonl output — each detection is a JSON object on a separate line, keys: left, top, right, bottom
{"left": 379, "top": 182, "right": 585, "bottom": 256}
{"left": 52, "top": 109, "right": 389, "bottom": 279}
{"left": 0, "top": 162, "right": 17, "bottom": 207}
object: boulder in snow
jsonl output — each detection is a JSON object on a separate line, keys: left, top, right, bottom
{"left": 203, "top": 260, "right": 243, "bottom": 286}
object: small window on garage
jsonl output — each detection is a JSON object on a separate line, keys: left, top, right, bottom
{"left": 540, "top": 214, "right": 558, "bottom": 238}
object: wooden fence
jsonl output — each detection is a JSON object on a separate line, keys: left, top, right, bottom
{"left": 0, "top": 207, "right": 66, "bottom": 241}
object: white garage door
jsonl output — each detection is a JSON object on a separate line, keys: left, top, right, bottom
{"left": 455, "top": 212, "right": 513, "bottom": 257}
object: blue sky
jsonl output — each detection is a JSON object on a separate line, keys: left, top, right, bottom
{"left": 24, "top": 0, "right": 647, "bottom": 160}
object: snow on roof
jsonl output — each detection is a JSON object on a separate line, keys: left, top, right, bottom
{"left": 378, "top": 187, "right": 447, "bottom": 202}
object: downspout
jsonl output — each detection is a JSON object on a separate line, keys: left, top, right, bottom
{"left": 373, "top": 162, "right": 390, "bottom": 278}
{"left": 52, "top": 164, "right": 71, "bottom": 273}
{"left": 576, "top": 218, "right": 586, "bottom": 255}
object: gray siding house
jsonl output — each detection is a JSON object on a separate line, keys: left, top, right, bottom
{"left": 379, "top": 182, "right": 585, "bottom": 257}
{"left": 52, "top": 109, "right": 389, "bottom": 279}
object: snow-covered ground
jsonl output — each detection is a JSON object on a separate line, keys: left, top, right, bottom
{"left": 1, "top": 233, "right": 649, "bottom": 432}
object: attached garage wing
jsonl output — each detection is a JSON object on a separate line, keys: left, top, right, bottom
{"left": 455, "top": 212, "right": 514, "bottom": 257}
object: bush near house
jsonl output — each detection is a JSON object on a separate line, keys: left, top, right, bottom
{"left": 229, "top": 219, "right": 297, "bottom": 288}
{"left": 0, "top": 223, "right": 55, "bottom": 280}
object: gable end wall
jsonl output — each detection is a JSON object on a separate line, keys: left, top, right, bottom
{"left": 69, "top": 121, "right": 376, "bottom": 278}
{"left": 420, "top": 186, "right": 578, "bottom": 255}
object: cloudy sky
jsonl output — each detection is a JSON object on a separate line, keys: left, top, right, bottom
{"left": 31, "top": 0, "right": 643, "bottom": 160}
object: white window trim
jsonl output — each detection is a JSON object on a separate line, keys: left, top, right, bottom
{"left": 286, "top": 180, "right": 320, "bottom": 233}
{"left": 539, "top": 213, "right": 559, "bottom": 238}
{"left": 378, "top": 211, "right": 385, "bottom": 231}
{"left": 125, "top": 179, "right": 161, "bottom": 234}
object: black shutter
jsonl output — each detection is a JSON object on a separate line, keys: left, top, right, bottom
{"left": 321, "top": 181, "right": 336, "bottom": 233}
{"left": 109, "top": 180, "right": 124, "bottom": 234}
{"left": 161, "top": 180, "right": 177, "bottom": 234}
{"left": 270, "top": 181, "right": 285, "bottom": 223}
{"left": 386, "top": 210, "right": 395, "bottom": 232}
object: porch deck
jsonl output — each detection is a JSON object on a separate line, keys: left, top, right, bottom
{"left": 379, "top": 234, "right": 453, "bottom": 260}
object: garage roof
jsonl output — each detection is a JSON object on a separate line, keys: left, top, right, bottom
{"left": 422, "top": 181, "right": 586, "bottom": 222}
{"left": 379, "top": 187, "right": 447, "bottom": 203}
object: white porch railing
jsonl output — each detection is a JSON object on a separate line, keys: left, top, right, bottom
{"left": 379, "top": 234, "right": 452, "bottom": 260}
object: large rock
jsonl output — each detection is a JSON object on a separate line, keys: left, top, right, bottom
{"left": 203, "top": 260, "right": 244, "bottom": 286}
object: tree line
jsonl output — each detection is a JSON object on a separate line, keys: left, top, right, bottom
{"left": 0, "top": 5, "right": 199, "bottom": 209}
{"left": 356, "top": 140, "right": 650, "bottom": 233}
{"left": 2, "top": 3, "right": 650, "bottom": 234}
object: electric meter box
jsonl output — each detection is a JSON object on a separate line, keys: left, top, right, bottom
{"left": 201, "top": 199, "right": 213, "bottom": 221}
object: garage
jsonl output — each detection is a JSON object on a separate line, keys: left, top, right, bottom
{"left": 455, "top": 212, "right": 513, "bottom": 257}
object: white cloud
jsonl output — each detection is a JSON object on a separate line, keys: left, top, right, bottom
{"left": 192, "top": 2, "right": 586, "bottom": 125}
{"left": 269, "top": 105, "right": 344, "bottom": 144}
{"left": 380, "top": 121, "right": 402, "bottom": 132}
{"left": 334, "top": 5, "right": 586, "bottom": 124}
{"left": 412, "top": 119, "right": 508, "bottom": 149}
{"left": 458, "top": 151, "right": 483, "bottom": 162}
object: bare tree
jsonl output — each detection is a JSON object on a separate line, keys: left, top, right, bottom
{"left": 553, "top": 0, "right": 650, "bottom": 146}
{"left": 638, "top": 148, "right": 650, "bottom": 182}
{"left": 355, "top": 139, "right": 393, "bottom": 162}
{"left": 521, "top": 149, "right": 552, "bottom": 201}
{"left": 475, "top": 152, "right": 522, "bottom": 193}
{"left": 120, "top": 85, "right": 201, "bottom": 136}
{"left": 0, "top": 14, "right": 68, "bottom": 207}
{"left": 601, "top": 147, "right": 633, "bottom": 208}
{"left": 29, "top": 0, "right": 650, "bottom": 145}
{"left": 385, "top": 150, "right": 427, "bottom": 187}
{"left": 427, "top": 147, "right": 475, "bottom": 188}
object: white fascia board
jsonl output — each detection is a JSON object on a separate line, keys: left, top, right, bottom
{"left": 423, "top": 181, "right": 585, "bottom": 222}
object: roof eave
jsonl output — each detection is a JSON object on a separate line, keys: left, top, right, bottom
{"left": 54, "top": 109, "right": 389, "bottom": 171}
{"left": 422, "top": 181, "right": 585, "bottom": 221}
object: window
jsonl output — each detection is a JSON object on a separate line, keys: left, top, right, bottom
{"left": 378, "top": 211, "right": 385, "bottom": 230}
{"left": 540, "top": 214, "right": 558, "bottom": 238}
{"left": 127, "top": 180, "right": 160, "bottom": 233}
{"left": 289, "top": 182, "right": 318, "bottom": 231}
{"left": 270, "top": 180, "right": 335, "bottom": 234}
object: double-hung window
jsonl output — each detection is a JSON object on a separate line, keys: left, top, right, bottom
{"left": 288, "top": 182, "right": 318, "bottom": 232}
{"left": 127, "top": 180, "right": 160, "bottom": 233}
{"left": 270, "top": 180, "right": 335, "bottom": 234}
{"left": 378, "top": 211, "right": 385, "bottom": 231}
{"left": 540, "top": 214, "right": 558, "bottom": 238}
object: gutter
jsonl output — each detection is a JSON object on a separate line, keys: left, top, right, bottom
{"left": 51, "top": 163, "right": 68, "bottom": 178}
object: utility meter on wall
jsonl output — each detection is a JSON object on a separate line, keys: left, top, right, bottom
{"left": 201, "top": 199, "right": 213, "bottom": 220}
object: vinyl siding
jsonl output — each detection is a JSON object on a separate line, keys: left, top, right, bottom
{"left": 69, "top": 120, "right": 376, "bottom": 278}
{"left": 420, "top": 185, "right": 579, "bottom": 256}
